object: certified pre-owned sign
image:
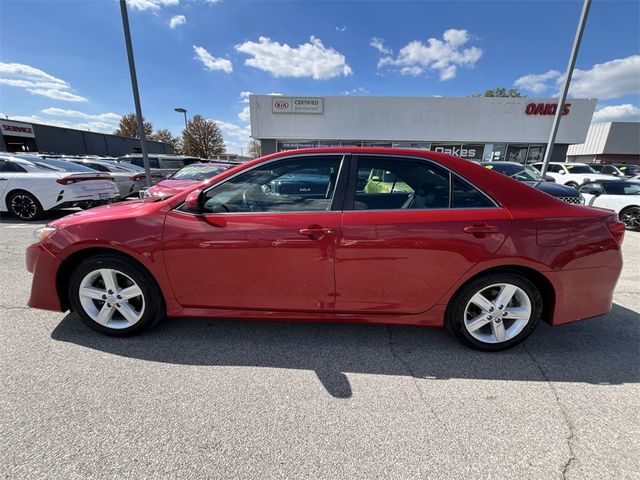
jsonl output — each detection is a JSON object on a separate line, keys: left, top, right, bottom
{"left": 272, "top": 97, "right": 323, "bottom": 114}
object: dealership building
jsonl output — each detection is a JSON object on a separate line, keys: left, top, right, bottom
{"left": 249, "top": 95, "right": 598, "bottom": 162}
{"left": 566, "top": 121, "right": 640, "bottom": 165}
{"left": 0, "top": 118, "right": 172, "bottom": 156}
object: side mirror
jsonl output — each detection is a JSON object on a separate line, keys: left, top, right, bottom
{"left": 184, "top": 189, "right": 202, "bottom": 213}
{"left": 371, "top": 175, "right": 381, "bottom": 182}
{"left": 558, "top": 170, "right": 566, "bottom": 175}
{"left": 544, "top": 175, "right": 556, "bottom": 182}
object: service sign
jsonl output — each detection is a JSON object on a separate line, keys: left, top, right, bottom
{"left": 1, "top": 120, "right": 35, "bottom": 138}
{"left": 272, "top": 97, "right": 324, "bottom": 114}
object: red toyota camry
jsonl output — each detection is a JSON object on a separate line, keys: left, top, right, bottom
{"left": 26, "top": 148, "right": 625, "bottom": 351}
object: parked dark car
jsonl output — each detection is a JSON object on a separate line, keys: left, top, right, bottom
{"left": 481, "top": 162, "right": 584, "bottom": 204}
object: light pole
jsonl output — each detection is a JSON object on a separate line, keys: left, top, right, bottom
{"left": 119, "top": 0, "right": 152, "bottom": 187}
{"left": 175, "top": 107, "right": 189, "bottom": 155}
{"left": 540, "top": 0, "right": 591, "bottom": 176}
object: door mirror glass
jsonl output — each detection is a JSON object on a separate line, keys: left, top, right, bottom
{"left": 371, "top": 175, "right": 381, "bottom": 182}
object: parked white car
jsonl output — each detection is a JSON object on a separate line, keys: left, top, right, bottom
{"left": 579, "top": 180, "right": 640, "bottom": 231}
{"left": 0, "top": 155, "right": 119, "bottom": 220}
{"left": 532, "top": 162, "right": 615, "bottom": 188}
{"left": 65, "top": 158, "right": 147, "bottom": 198}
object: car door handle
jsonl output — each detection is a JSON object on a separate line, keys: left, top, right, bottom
{"left": 0, "top": 178, "right": 8, "bottom": 181}
{"left": 463, "top": 223, "right": 498, "bottom": 236}
{"left": 298, "top": 226, "right": 335, "bottom": 238}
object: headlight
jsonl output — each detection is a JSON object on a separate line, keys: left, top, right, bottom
{"left": 33, "top": 226, "right": 56, "bottom": 243}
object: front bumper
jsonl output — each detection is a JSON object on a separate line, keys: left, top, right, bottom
{"left": 26, "top": 243, "right": 64, "bottom": 312}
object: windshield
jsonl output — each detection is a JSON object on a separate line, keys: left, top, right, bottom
{"left": 510, "top": 165, "right": 545, "bottom": 181}
{"left": 566, "top": 164, "right": 597, "bottom": 174}
{"left": 171, "top": 165, "right": 227, "bottom": 181}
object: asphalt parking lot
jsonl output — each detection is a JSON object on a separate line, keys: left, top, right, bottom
{"left": 1, "top": 210, "right": 638, "bottom": 480}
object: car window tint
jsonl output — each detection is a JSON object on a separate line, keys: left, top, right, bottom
{"left": 354, "top": 157, "right": 450, "bottom": 210}
{"left": 85, "top": 162, "right": 109, "bottom": 172}
{"left": 130, "top": 157, "right": 160, "bottom": 169}
{"left": 201, "top": 156, "right": 342, "bottom": 213}
{"left": 0, "top": 160, "right": 27, "bottom": 173}
{"left": 451, "top": 176, "right": 495, "bottom": 208}
{"left": 603, "top": 182, "right": 640, "bottom": 195}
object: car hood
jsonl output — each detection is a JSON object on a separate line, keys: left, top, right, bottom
{"left": 48, "top": 198, "right": 158, "bottom": 228}
{"left": 147, "top": 179, "right": 201, "bottom": 197}
{"left": 525, "top": 181, "right": 580, "bottom": 196}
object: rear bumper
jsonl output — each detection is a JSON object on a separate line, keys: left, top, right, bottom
{"left": 547, "top": 251, "right": 623, "bottom": 326}
{"left": 26, "top": 243, "right": 64, "bottom": 312}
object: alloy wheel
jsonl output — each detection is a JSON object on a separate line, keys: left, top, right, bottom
{"left": 78, "top": 268, "right": 145, "bottom": 329}
{"left": 463, "top": 283, "right": 532, "bottom": 344}
{"left": 10, "top": 194, "right": 37, "bottom": 220}
{"left": 620, "top": 208, "right": 640, "bottom": 230}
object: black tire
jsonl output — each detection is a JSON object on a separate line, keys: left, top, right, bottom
{"left": 565, "top": 182, "right": 579, "bottom": 189}
{"left": 7, "top": 190, "right": 44, "bottom": 221}
{"left": 68, "top": 253, "right": 164, "bottom": 336}
{"left": 446, "top": 272, "right": 543, "bottom": 351}
{"left": 619, "top": 206, "right": 640, "bottom": 232}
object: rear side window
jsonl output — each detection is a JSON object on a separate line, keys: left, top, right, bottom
{"left": 131, "top": 157, "right": 159, "bottom": 169}
{"left": 85, "top": 162, "right": 109, "bottom": 172}
{"left": 0, "top": 160, "right": 27, "bottom": 173}
{"left": 351, "top": 156, "right": 495, "bottom": 210}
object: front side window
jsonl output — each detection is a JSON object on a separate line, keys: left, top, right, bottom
{"left": 201, "top": 156, "right": 342, "bottom": 213}
{"left": 565, "top": 164, "right": 597, "bottom": 174}
{"left": 352, "top": 156, "right": 494, "bottom": 210}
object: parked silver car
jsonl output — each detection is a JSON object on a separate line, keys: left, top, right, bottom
{"left": 64, "top": 158, "right": 148, "bottom": 198}
{"left": 118, "top": 154, "right": 203, "bottom": 178}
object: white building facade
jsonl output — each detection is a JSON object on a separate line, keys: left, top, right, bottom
{"left": 566, "top": 122, "right": 640, "bottom": 164}
{"left": 249, "top": 95, "right": 597, "bottom": 163}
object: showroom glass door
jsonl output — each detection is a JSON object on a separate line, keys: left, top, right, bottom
{"left": 162, "top": 155, "right": 345, "bottom": 312}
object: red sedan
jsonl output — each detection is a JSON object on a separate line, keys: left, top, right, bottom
{"left": 26, "top": 148, "right": 625, "bottom": 351}
{"left": 140, "top": 162, "right": 234, "bottom": 199}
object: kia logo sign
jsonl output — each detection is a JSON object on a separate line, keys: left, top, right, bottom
{"left": 274, "top": 101, "right": 289, "bottom": 110}
{"left": 525, "top": 102, "right": 571, "bottom": 116}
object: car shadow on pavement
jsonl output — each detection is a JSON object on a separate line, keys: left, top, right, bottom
{"left": 51, "top": 303, "right": 639, "bottom": 398}
{"left": 0, "top": 210, "right": 78, "bottom": 225}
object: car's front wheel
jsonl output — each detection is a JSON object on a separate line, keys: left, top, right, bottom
{"left": 68, "top": 254, "right": 164, "bottom": 335}
{"left": 446, "top": 273, "right": 543, "bottom": 351}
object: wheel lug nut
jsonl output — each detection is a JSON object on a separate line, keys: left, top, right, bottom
{"left": 489, "top": 307, "right": 494, "bottom": 312}
{"left": 106, "top": 303, "right": 112, "bottom": 308}
{"left": 108, "top": 290, "right": 113, "bottom": 294}
{"left": 102, "top": 295, "right": 107, "bottom": 300}
{"left": 116, "top": 295, "right": 122, "bottom": 299}
{"left": 116, "top": 303, "right": 121, "bottom": 308}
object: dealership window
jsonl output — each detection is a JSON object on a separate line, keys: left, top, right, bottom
{"left": 526, "top": 145, "right": 546, "bottom": 163}
{"left": 201, "top": 156, "right": 342, "bottom": 213}
{"left": 362, "top": 141, "right": 392, "bottom": 148}
{"left": 392, "top": 142, "right": 430, "bottom": 149}
{"left": 506, "top": 145, "right": 529, "bottom": 163}
{"left": 482, "top": 144, "right": 507, "bottom": 162}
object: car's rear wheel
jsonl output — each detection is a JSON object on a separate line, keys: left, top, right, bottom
{"left": 68, "top": 254, "right": 164, "bottom": 336}
{"left": 619, "top": 206, "right": 640, "bottom": 231}
{"left": 7, "top": 191, "right": 43, "bottom": 221}
{"left": 446, "top": 273, "right": 543, "bottom": 351}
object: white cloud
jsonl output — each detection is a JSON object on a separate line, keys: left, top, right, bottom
{"left": 370, "top": 37, "right": 392, "bottom": 55}
{"left": 341, "top": 86, "right": 370, "bottom": 95}
{"left": 41, "top": 107, "right": 121, "bottom": 122}
{"left": 377, "top": 29, "right": 482, "bottom": 81}
{"left": 514, "top": 56, "right": 640, "bottom": 100}
{"left": 193, "top": 45, "right": 233, "bottom": 73}
{"left": 3, "top": 113, "right": 118, "bottom": 133}
{"left": 205, "top": 0, "right": 221, "bottom": 4}
{"left": 235, "top": 36, "right": 352, "bottom": 79}
{"left": 570, "top": 56, "right": 640, "bottom": 99}
{"left": 169, "top": 15, "right": 186, "bottom": 29}
{"left": 336, "top": 25, "right": 347, "bottom": 32}
{"left": 0, "top": 62, "right": 87, "bottom": 102}
{"left": 214, "top": 119, "right": 251, "bottom": 154}
{"left": 238, "top": 106, "right": 250, "bottom": 122}
{"left": 592, "top": 104, "right": 640, "bottom": 123}
{"left": 514, "top": 70, "right": 561, "bottom": 94}
{"left": 128, "top": 0, "right": 179, "bottom": 11}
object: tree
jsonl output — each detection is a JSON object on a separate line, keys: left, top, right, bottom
{"left": 248, "top": 140, "right": 261, "bottom": 159}
{"left": 183, "top": 115, "right": 225, "bottom": 158}
{"left": 150, "top": 128, "right": 181, "bottom": 154}
{"left": 113, "top": 113, "right": 153, "bottom": 138}
{"left": 471, "top": 87, "right": 525, "bottom": 98}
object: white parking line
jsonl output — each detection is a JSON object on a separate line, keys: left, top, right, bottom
{"left": 4, "top": 224, "right": 35, "bottom": 229}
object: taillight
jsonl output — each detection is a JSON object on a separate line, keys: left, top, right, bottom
{"left": 56, "top": 178, "right": 76, "bottom": 185}
{"left": 606, "top": 218, "right": 625, "bottom": 246}
{"left": 130, "top": 174, "right": 145, "bottom": 181}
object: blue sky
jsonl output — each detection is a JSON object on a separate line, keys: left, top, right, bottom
{"left": 1, "top": 0, "right": 639, "bottom": 153}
